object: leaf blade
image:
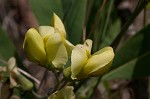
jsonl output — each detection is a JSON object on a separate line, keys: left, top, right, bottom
{"left": 102, "top": 24, "right": 150, "bottom": 81}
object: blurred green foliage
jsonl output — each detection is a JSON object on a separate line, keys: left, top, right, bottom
{"left": 0, "top": 26, "right": 15, "bottom": 65}
{"left": 102, "top": 24, "right": 150, "bottom": 80}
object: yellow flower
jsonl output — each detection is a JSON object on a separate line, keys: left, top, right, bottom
{"left": 51, "top": 13, "right": 75, "bottom": 57}
{"left": 70, "top": 39, "right": 114, "bottom": 80}
{"left": 51, "top": 13, "right": 66, "bottom": 38}
{"left": 23, "top": 28, "right": 47, "bottom": 66}
{"left": 23, "top": 13, "right": 74, "bottom": 70}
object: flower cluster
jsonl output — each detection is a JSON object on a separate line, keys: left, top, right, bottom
{"left": 23, "top": 13, "right": 114, "bottom": 80}
{"left": 69, "top": 40, "right": 114, "bottom": 80}
{"left": 23, "top": 13, "right": 74, "bottom": 70}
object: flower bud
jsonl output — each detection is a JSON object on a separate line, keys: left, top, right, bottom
{"left": 70, "top": 39, "right": 114, "bottom": 80}
{"left": 23, "top": 13, "right": 74, "bottom": 71}
{"left": 51, "top": 13, "right": 75, "bottom": 57}
{"left": 16, "top": 74, "right": 33, "bottom": 91}
{"left": 23, "top": 28, "right": 47, "bottom": 65}
{"left": 51, "top": 13, "right": 66, "bottom": 38}
{"left": 45, "top": 33, "right": 68, "bottom": 70}
{"left": 71, "top": 44, "right": 88, "bottom": 80}
{"left": 78, "top": 47, "right": 114, "bottom": 79}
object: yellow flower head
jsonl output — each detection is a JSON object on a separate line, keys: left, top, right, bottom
{"left": 23, "top": 28, "right": 47, "bottom": 65}
{"left": 70, "top": 39, "right": 115, "bottom": 80}
{"left": 23, "top": 13, "right": 74, "bottom": 70}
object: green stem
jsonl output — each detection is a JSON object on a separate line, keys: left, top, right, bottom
{"left": 17, "top": 74, "right": 33, "bottom": 91}
{"left": 13, "top": 88, "right": 20, "bottom": 97}
{"left": 37, "top": 69, "right": 48, "bottom": 91}
{"left": 89, "top": 77, "right": 102, "bottom": 99}
{"left": 111, "top": 0, "right": 149, "bottom": 50}
{"left": 17, "top": 68, "right": 40, "bottom": 84}
{"left": 74, "top": 79, "right": 87, "bottom": 93}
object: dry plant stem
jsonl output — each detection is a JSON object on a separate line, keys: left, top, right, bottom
{"left": 32, "top": 90, "right": 47, "bottom": 99}
{"left": 111, "top": 0, "right": 149, "bottom": 50}
{"left": 59, "top": 80, "right": 69, "bottom": 90}
{"left": 37, "top": 69, "right": 48, "bottom": 92}
{"left": 52, "top": 78, "right": 65, "bottom": 93}
{"left": 54, "top": 71, "right": 59, "bottom": 83}
{"left": 32, "top": 79, "right": 69, "bottom": 99}
{"left": 17, "top": 68, "right": 40, "bottom": 84}
{"left": 82, "top": 26, "right": 86, "bottom": 42}
{"left": 18, "top": 0, "right": 38, "bottom": 28}
{"left": 0, "top": 59, "right": 40, "bottom": 84}
{"left": 143, "top": 6, "right": 146, "bottom": 26}
{"left": 0, "top": 59, "right": 7, "bottom": 65}
{"left": 90, "top": 77, "right": 101, "bottom": 99}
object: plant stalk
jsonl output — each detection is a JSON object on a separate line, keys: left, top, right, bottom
{"left": 111, "top": 0, "right": 150, "bottom": 50}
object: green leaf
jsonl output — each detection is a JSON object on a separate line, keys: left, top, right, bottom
{"left": 102, "top": 24, "right": 150, "bottom": 81}
{"left": 75, "top": 78, "right": 98, "bottom": 99}
{"left": 89, "top": 0, "right": 120, "bottom": 51}
{"left": 100, "top": 18, "right": 121, "bottom": 48}
{"left": 62, "top": 0, "right": 87, "bottom": 44}
{"left": 146, "top": 2, "right": 150, "bottom": 9}
{"left": 30, "top": 0, "right": 63, "bottom": 25}
{"left": 0, "top": 26, "right": 15, "bottom": 63}
{"left": 30, "top": 0, "right": 87, "bottom": 45}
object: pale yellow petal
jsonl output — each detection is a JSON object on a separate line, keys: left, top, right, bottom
{"left": 7, "top": 57, "right": 16, "bottom": 71}
{"left": 45, "top": 33, "right": 62, "bottom": 61}
{"left": 82, "top": 47, "right": 114, "bottom": 76}
{"left": 23, "top": 28, "right": 47, "bottom": 65}
{"left": 61, "top": 86, "right": 75, "bottom": 99}
{"left": 83, "top": 39, "right": 93, "bottom": 56}
{"left": 45, "top": 33, "right": 68, "bottom": 69}
{"left": 48, "top": 86, "right": 75, "bottom": 99}
{"left": 10, "top": 74, "right": 18, "bottom": 88}
{"left": 64, "top": 40, "right": 75, "bottom": 57}
{"left": 38, "top": 26, "right": 54, "bottom": 41}
{"left": 71, "top": 44, "right": 88, "bottom": 79}
{"left": 92, "top": 46, "right": 112, "bottom": 56}
{"left": 51, "top": 13, "right": 66, "bottom": 38}
{"left": 52, "top": 43, "right": 68, "bottom": 69}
